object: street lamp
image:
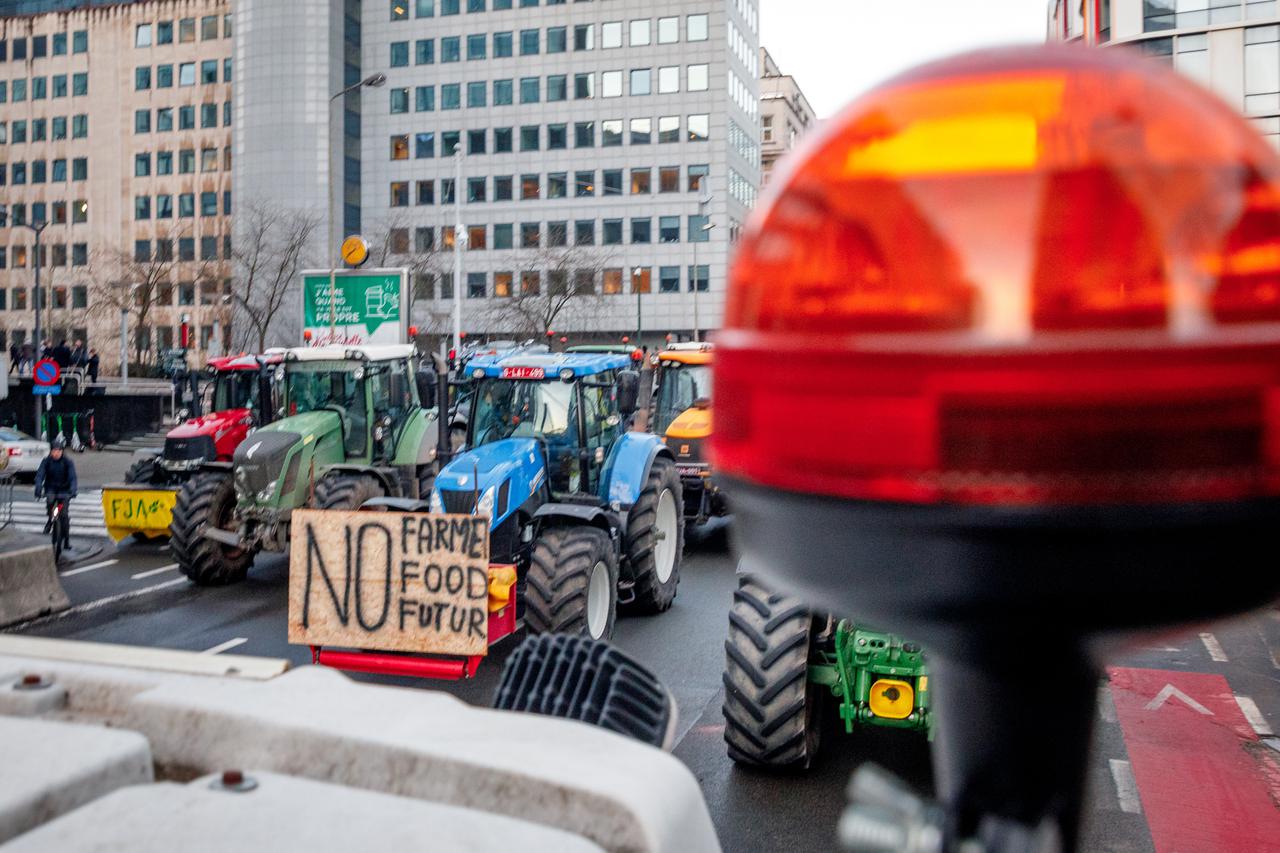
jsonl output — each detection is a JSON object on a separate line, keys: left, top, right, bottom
{"left": 326, "top": 72, "right": 386, "bottom": 342}
{"left": 632, "top": 266, "right": 644, "bottom": 344}
{"left": 691, "top": 186, "right": 714, "bottom": 341}
{"left": 452, "top": 150, "right": 465, "bottom": 354}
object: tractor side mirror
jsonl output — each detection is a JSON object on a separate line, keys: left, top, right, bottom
{"left": 616, "top": 370, "right": 640, "bottom": 416}
{"left": 416, "top": 371, "right": 437, "bottom": 408}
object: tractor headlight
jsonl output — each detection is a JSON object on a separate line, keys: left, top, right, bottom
{"left": 429, "top": 489, "right": 444, "bottom": 514}
{"left": 257, "top": 479, "right": 279, "bottom": 503}
{"left": 476, "top": 485, "right": 496, "bottom": 518}
{"left": 559, "top": 368, "right": 574, "bottom": 382}
{"left": 374, "top": 425, "right": 385, "bottom": 441}
{"left": 868, "top": 679, "right": 914, "bottom": 720}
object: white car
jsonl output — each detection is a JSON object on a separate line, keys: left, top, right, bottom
{"left": 0, "top": 427, "right": 50, "bottom": 477}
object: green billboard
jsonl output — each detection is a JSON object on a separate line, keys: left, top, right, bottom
{"left": 300, "top": 269, "right": 408, "bottom": 347}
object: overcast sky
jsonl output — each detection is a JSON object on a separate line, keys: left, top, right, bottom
{"left": 760, "top": 1, "right": 1050, "bottom": 119}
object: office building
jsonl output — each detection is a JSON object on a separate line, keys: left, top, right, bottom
{"left": 759, "top": 46, "right": 814, "bottom": 185}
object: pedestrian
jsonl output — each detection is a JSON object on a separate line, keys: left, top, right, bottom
{"left": 87, "top": 349, "right": 100, "bottom": 383}
{"left": 70, "top": 339, "right": 87, "bottom": 368}
{"left": 19, "top": 341, "right": 34, "bottom": 374}
{"left": 7, "top": 344, "right": 17, "bottom": 375}
{"left": 52, "top": 339, "right": 72, "bottom": 369}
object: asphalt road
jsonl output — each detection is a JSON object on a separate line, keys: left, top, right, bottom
{"left": 9, "top": 515, "right": 1280, "bottom": 852}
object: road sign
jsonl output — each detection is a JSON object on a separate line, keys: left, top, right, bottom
{"left": 33, "top": 359, "right": 60, "bottom": 386}
{"left": 300, "top": 269, "right": 408, "bottom": 348}
{"left": 32, "top": 385, "right": 61, "bottom": 396}
{"left": 341, "top": 235, "right": 370, "bottom": 267}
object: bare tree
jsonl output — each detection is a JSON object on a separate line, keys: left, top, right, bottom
{"left": 230, "top": 203, "right": 322, "bottom": 353}
{"left": 478, "top": 244, "right": 615, "bottom": 337}
{"left": 89, "top": 224, "right": 212, "bottom": 366}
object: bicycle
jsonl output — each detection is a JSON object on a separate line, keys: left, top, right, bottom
{"left": 41, "top": 491, "right": 73, "bottom": 562}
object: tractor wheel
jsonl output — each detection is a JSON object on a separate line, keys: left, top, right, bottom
{"left": 526, "top": 526, "right": 619, "bottom": 641}
{"left": 314, "top": 473, "right": 386, "bottom": 511}
{"left": 125, "top": 456, "right": 163, "bottom": 485}
{"left": 722, "top": 575, "right": 823, "bottom": 769}
{"left": 624, "top": 457, "right": 683, "bottom": 613}
{"left": 171, "top": 472, "right": 254, "bottom": 586}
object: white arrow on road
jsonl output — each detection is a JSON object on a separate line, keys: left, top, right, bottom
{"left": 1144, "top": 684, "right": 1213, "bottom": 715}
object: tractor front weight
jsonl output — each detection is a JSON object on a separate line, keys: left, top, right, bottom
{"left": 809, "top": 621, "right": 932, "bottom": 737}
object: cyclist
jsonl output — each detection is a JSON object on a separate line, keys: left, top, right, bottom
{"left": 34, "top": 436, "right": 78, "bottom": 553}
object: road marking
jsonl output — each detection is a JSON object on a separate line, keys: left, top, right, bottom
{"left": 131, "top": 562, "right": 178, "bottom": 580}
{"left": 1235, "top": 695, "right": 1274, "bottom": 737}
{"left": 5, "top": 577, "right": 188, "bottom": 630}
{"left": 1108, "top": 759, "right": 1143, "bottom": 814}
{"left": 59, "top": 558, "right": 119, "bottom": 577}
{"left": 1144, "top": 683, "right": 1213, "bottom": 715}
{"left": 200, "top": 637, "right": 249, "bottom": 656}
{"left": 1198, "top": 632, "right": 1228, "bottom": 662}
{"left": 1097, "top": 685, "right": 1118, "bottom": 723}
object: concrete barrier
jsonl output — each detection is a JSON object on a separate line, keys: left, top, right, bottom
{"left": 0, "top": 533, "right": 69, "bottom": 628}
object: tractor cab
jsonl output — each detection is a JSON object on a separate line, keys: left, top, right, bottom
{"left": 430, "top": 351, "right": 681, "bottom": 641}
{"left": 651, "top": 343, "right": 723, "bottom": 526}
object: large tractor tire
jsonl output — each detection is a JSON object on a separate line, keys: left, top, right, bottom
{"left": 124, "top": 456, "right": 163, "bottom": 485}
{"left": 722, "top": 575, "right": 823, "bottom": 769}
{"left": 526, "top": 526, "right": 619, "bottom": 641}
{"left": 314, "top": 473, "right": 386, "bottom": 511}
{"left": 624, "top": 457, "right": 683, "bottom": 613}
{"left": 171, "top": 472, "right": 254, "bottom": 586}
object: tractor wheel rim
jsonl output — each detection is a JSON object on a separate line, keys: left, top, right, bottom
{"left": 587, "top": 560, "right": 611, "bottom": 639}
{"left": 654, "top": 488, "right": 678, "bottom": 584}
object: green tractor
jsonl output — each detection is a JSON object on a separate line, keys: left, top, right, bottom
{"left": 169, "top": 344, "right": 439, "bottom": 585}
{"left": 722, "top": 574, "right": 931, "bottom": 768}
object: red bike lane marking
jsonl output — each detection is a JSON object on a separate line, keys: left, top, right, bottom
{"left": 1108, "top": 667, "right": 1280, "bottom": 853}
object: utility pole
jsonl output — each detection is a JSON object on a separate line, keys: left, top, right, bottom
{"left": 692, "top": 184, "right": 713, "bottom": 341}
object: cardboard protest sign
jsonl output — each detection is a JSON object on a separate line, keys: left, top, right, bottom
{"left": 288, "top": 509, "right": 491, "bottom": 656}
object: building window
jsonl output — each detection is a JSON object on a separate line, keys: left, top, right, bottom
{"left": 603, "top": 219, "right": 623, "bottom": 245}
{"left": 157, "top": 64, "right": 173, "bottom": 87}
{"left": 136, "top": 66, "right": 151, "bottom": 90}
{"left": 630, "top": 19, "right": 651, "bottom": 46}
{"left": 179, "top": 149, "right": 196, "bottom": 173}
{"left": 442, "top": 131, "right": 460, "bottom": 156}
{"left": 575, "top": 73, "right": 594, "bottom": 99}
{"left": 135, "top": 196, "right": 151, "bottom": 220}
{"left": 494, "top": 271, "right": 513, "bottom": 297}
{"left": 630, "top": 218, "right": 650, "bottom": 244}
{"left": 631, "top": 168, "right": 651, "bottom": 194}
{"left": 179, "top": 17, "right": 196, "bottom": 42}
{"left": 548, "top": 172, "right": 568, "bottom": 198}
{"left": 631, "top": 68, "right": 652, "bottom": 96}
{"left": 158, "top": 108, "right": 174, "bottom": 131}
{"left": 688, "top": 14, "right": 708, "bottom": 41}
{"left": 547, "top": 26, "right": 567, "bottom": 53}
{"left": 157, "top": 195, "right": 173, "bottom": 217}
{"left": 574, "top": 122, "right": 595, "bottom": 148}
{"left": 547, "top": 74, "right": 567, "bottom": 101}
{"left": 658, "top": 16, "right": 678, "bottom": 44}
{"left": 442, "top": 83, "right": 461, "bottom": 109}
{"left": 520, "top": 29, "right": 540, "bottom": 55}
{"left": 520, "top": 125, "right": 540, "bottom": 151}
{"left": 72, "top": 73, "right": 87, "bottom": 96}
{"left": 602, "top": 21, "right": 623, "bottom": 48}
{"left": 574, "top": 24, "right": 594, "bottom": 50}
{"left": 688, "top": 264, "right": 709, "bottom": 292}
{"left": 442, "top": 36, "right": 460, "bottom": 62}
{"left": 135, "top": 110, "right": 151, "bottom": 133}
{"left": 547, "top": 123, "right": 567, "bottom": 149}
{"left": 495, "top": 128, "right": 513, "bottom": 152}
{"left": 494, "top": 31, "right": 513, "bottom": 57}
{"left": 575, "top": 220, "right": 595, "bottom": 245}
{"left": 602, "top": 70, "right": 623, "bottom": 98}
{"left": 417, "top": 39, "right": 435, "bottom": 64}
{"left": 660, "top": 216, "right": 680, "bottom": 243}
{"left": 602, "top": 169, "right": 623, "bottom": 196}
{"left": 468, "top": 177, "right": 486, "bottom": 202}
{"left": 547, "top": 220, "right": 568, "bottom": 246}
{"left": 603, "top": 268, "right": 623, "bottom": 294}
{"left": 689, "top": 214, "right": 711, "bottom": 242}
{"left": 417, "top": 180, "right": 435, "bottom": 204}
{"left": 520, "top": 271, "right": 540, "bottom": 295}
{"left": 1246, "top": 25, "right": 1280, "bottom": 113}
{"left": 391, "top": 182, "right": 409, "bottom": 206}
{"left": 202, "top": 15, "right": 219, "bottom": 40}
{"left": 631, "top": 266, "right": 651, "bottom": 293}
{"left": 688, "top": 63, "right": 709, "bottom": 91}
{"left": 391, "top": 134, "right": 410, "bottom": 159}
{"left": 659, "top": 166, "right": 680, "bottom": 193}
{"left": 201, "top": 59, "right": 218, "bottom": 83}
{"left": 602, "top": 120, "right": 623, "bottom": 147}
{"left": 467, "top": 33, "right": 486, "bottom": 60}
{"left": 494, "top": 224, "right": 513, "bottom": 249}
{"left": 520, "top": 76, "right": 540, "bottom": 103}
{"left": 658, "top": 66, "right": 678, "bottom": 94}
{"left": 136, "top": 24, "right": 153, "bottom": 48}
{"left": 688, "top": 114, "right": 710, "bottom": 142}
{"left": 659, "top": 265, "right": 680, "bottom": 293}
{"left": 391, "top": 41, "right": 409, "bottom": 66}
{"left": 521, "top": 174, "right": 540, "bottom": 199}
{"left": 391, "top": 88, "right": 410, "bottom": 113}
{"left": 416, "top": 85, "right": 435, "bottom": 111}
{"left": 688, "top": 164, "right": 709, "bottom": 192}
{"left": 630, "top": 118, "right": 652, "bottom": 144}
{"left": 468, "top": 128, "right": 486, "bottom": 153}
{"left": 442, "top": 0, "right": 460, "bottom": 13}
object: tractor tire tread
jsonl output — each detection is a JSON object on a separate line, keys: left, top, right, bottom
{"left": 722, "top": 575, "right": 821, "bottom": 769}
{"left": 624, "top": 457, "right": 683, "bottom": 614}
{"left": 525, "top": 526, "right": 618, "bottom": 639}
{"left": 170, "top": 472, "right": 253, "bottom": 586}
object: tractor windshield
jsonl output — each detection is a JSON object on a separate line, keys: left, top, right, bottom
{"left": 285, "top": 361, "right": 369, "bottom": 455}
{"left": 471, "top": 379, "right": 576, "bottom": 448}
{"left": 212, "top": 371, "right": 260, "bottom": 413}
{"left": 655, "top": 364, "right": 713, "bottom": 433}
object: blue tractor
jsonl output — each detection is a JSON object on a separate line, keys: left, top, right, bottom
{"left": 430, "top": 351, "right": 684, "bottom": 641}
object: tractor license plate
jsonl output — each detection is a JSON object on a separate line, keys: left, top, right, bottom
{"left": 677, "top": 464, "right": 704, "bottom": 477}
{"left": 501, "top": 366, "right": 545, "bottom": 380}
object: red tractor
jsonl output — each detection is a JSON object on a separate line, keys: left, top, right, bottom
{"left": 124, "top": 353, "right": 279, "bottom": 487}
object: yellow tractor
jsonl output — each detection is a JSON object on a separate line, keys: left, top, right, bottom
{"left": 652, "top": 343, "right": 725, "bottom": 528}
